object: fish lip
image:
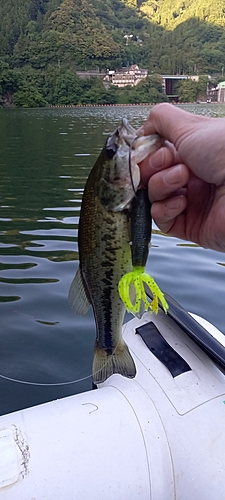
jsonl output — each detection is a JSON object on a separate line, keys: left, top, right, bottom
{"left": 107, "top": 118, "right": 137, "bottom": 149}
{"left": 108, "top": 119, "right": 162, "bottom": 152}
{"left": 132, "top": 134, "right": 163, "bottom": 151}
{"left": 118, "top": 120, "right": 162, "bottom": 151}
{"left": 107, "top": 118, "right": 136, "bottom": 143}
{"left": 98, "top": 119, "right": 162, "bottom": 212}
{"left": 121, "top": 117, "right": 136, "bottom": 136}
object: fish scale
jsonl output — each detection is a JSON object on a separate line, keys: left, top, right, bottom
{"left": 68, "top": 118, "right": 162, "bottom": 384}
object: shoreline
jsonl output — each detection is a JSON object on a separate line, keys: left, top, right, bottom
{"left": 48, "top": 101, "right": 220, "bottom": 108}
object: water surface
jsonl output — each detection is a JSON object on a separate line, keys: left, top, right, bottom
{"left": 1, "top": 104, "right": 225, "bottom": 415}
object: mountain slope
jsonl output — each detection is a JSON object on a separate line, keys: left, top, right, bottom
{"left": 0, "top": 0, "right": 225, "bottom": 75}
{"left": 139, "top": 0, "right": 225, "bottom": 29}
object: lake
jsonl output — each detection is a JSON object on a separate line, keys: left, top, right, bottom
{"left": 1, "top": 103, "right": 225, "bottom": 416}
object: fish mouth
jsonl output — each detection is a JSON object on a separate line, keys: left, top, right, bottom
{"left": 107, "top": 118, "right": 136, "bottom": 147}
{"left": 118, "top": 118, "right": 162, "bottom": 162}
{"left": 107, "top": 118, "right": 162, "bottom": 159}
{"left": 120, "top": 117, "right": 136, "bottom": 139}
{"left": 131, "top": 134, "right": 162, "bottom": 164}
{"left": 100, "top": 119, "right": 162, "bottom": 212}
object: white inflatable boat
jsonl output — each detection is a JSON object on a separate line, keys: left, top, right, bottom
{"left": 1, "top": 293, "right": 225, "bottom": 499}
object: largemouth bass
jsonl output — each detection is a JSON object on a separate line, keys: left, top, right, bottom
{"left": 69, "top": 119, "right": 162, "bottom": 384}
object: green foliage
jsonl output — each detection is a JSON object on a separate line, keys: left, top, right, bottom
{"left": 13, "top": 87, "right": 47, "bottom": 107}
{"left": 175, "top": 75, "right": 208, "bottom": 102}
{"left": 176, "top": 78, "right": 198, "bottom": 102}
{"left": 0, "top": 60, "right": 17, "bottom": 106}
{"left": 113, "top": 74, "right": 168, "bottom": 104}
{"left": 53, "top": 70, "right": 82, "bottom": 104}
{"left": 0, "top": 61, "right": 169, "bottom": 106}
{"left": 140, "top": 0, "right": 225, "bottom": 30}
{"left": 14, "top": 0, "right": 123, "bottom": 70}
{"left": 0, "top": 0, "right": 30, "bottom": 57}
{"left": 0, "top": 0, "right": 224, "bottom": 106}
{"left": 196, "top": 75, "right": 209, "bottom": 99}
{"left": 1, "top": 0, "right": 225, "bottom": 76}
{"left": 122, "top": 74, "right": 168, "bottom": 103}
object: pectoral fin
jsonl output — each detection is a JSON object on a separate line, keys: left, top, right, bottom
{"left": 68, "top": 266, "right": 90, "bottom": 316}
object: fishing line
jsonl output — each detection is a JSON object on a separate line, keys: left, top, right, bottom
{"left": 0, "top": 325, "right": 129, "bottom": 387}
{"left": 0, "top": 141, "right": 142, "bottom": 390}
{"left": 0, "top": 372, "right": 93, "bottom": 386}
{"left": 0, "top": 134, "right": 139, "bottom": 390}
{"left": 129, "top": 137, "right": 138, "bottom": 198}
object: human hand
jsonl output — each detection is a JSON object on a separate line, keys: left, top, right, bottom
{"left": 138, "top": 103, "right": 225, "bottom": 252}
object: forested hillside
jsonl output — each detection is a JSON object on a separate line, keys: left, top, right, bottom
{"left": 139, "top": 0, "right": 225, "bottom": 29}
{"left": 1, "top": 0, "right": 225, "bottom": 73}
{"left": 0, "top": 0, "right": 225, "bottom": 106}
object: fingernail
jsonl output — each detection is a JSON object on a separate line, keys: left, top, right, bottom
{"left": 136, "top": 126, "right": 145, "bottom": 136}
{"left": 164, "top": 164, "right": 182, "bottom": 185}
{"left": 149, "top": 149, "right": 163, "bottom": 170}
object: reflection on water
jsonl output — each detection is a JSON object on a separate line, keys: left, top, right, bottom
{"left": 0, "top": 104, "right": 225, "bottom": 415}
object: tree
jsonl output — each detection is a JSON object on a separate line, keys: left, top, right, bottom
{"left": 54, "top": 70, "right": 82, "bottom": 104}
{"left": 176, "top": 78, "right": 198, "bottom": 102}
{"left": 13, "top": 86, "right": 47, "bottom": 107}
{"left": 0, "top": 59, "right": 17, "bottom": 106}
{"left": 116, "top": 74, "right": 168, "bottom": 104}
{"left": 1, "top": 0, "right": 225, "bottom": 106}
{"left": 196, "top": 75, "right": 208, "bottom": 100}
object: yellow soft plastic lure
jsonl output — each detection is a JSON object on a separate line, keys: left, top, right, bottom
{"left": 118, "top": 187, "right": 168, "bottom": 317}
{"left": 118, "top": 266, "right": 168, "bottom": 315}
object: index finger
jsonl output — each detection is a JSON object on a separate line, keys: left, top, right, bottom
{"left": 139, "top": 142, "right": 181, "bottom": 187}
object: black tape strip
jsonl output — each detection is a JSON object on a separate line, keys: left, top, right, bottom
{"left": 145, "top": 287, "right": 225, "bottom": 373}
{"left": 136, "top": 321, "right": 191, "bottom": 378}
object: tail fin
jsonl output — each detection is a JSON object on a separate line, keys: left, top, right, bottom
{"left": 92, "top": 341, "right": 136, "bottom": 385}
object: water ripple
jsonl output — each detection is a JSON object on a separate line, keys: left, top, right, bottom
{"left": 0, "top": 105, "right": 225, "bottom": 416}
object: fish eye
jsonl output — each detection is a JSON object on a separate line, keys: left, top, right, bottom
{"left": 106, "top": 143, "right": 118, "bottom": 159}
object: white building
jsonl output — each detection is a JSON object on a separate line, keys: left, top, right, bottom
{"left": 218, "top": 81, "right": 225, "bottom": 102}
{"left": 104, "top": 65, "right": 148, "bottom": 88}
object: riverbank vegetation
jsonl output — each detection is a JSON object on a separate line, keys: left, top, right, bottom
{"left": 0, "top": 62, "right": 169, "bottom": 107}
{"left": 0, "top": 0, "right": 225, "bottom": 107}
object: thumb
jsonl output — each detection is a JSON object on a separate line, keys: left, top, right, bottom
{"left": 138, "top": 103, "right": 207, "bottom": 148}
{"left": 139, "top": 103, "right": 225, "bottom": 186}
